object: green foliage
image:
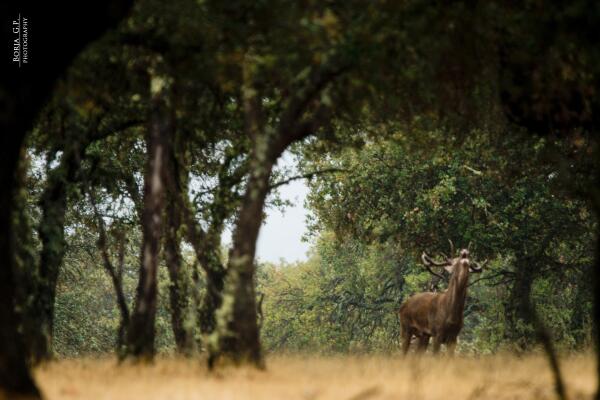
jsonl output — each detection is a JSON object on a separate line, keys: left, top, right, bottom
{"left": 54, "top": 232, "right": 177, "bottom": 357}
{"left": 257, "top": 132, "right": 595, "bottom": 354}
{"left": 15, "top": 0, "right": 599, "bottom": 360}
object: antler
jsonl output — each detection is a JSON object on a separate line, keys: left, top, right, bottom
{"left": 448, "top": 239, "right": 455, "bottom": 257}
{"left": 421, "top": 252, "right": 451, "bottom": 281}
{"left": 470, "top": 259, "right": 488, "bottom": 272}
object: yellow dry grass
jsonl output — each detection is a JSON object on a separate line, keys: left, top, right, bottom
{"left": 34, "top": 353, "right": 596, "bottom": 400}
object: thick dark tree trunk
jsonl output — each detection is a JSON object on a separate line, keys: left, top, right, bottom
{"left": 593, "top": 166, "right": 600, "bottom": 400}
{"left": 0, "top": 138, "right": 40, "bottom": 399}
{"left": 0, "top": 1, "right": 132, "bottom": 395}
{"left": 209, "top": 150, "right": 273, "bottom": 368}
{"left": 595, "top": 220, "right": 600, "bottom": 400}
{"left": 124, "top": 76, "right": 169, "bottom": 360}
{"left": 207, "top": 53, "right": 335, "bottom": 367}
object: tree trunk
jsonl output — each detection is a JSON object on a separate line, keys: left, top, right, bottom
{"left": 124, "top": 74, "right": 169, "bottom": 360}
{"left": 164, "top": 189, "right": 194, "bottom": 354}
{"left": 112, "top": 271, "right": 130, "bottom": 353}
{"left": 177, "top": 178, "right": 227, "bottom": 338}
{"left": 595, "top": 220, "right": 600, "bottom": 400}
{"left": 162, "top": 106, "right": 195, "bottom": 354}
{"left": 0, "top": 139, "right": 40, "bottom": 399}
{"left": 33, "top": 141, "right": 85, "bottom": 362}
{"left": 207, "top": 51, "right": 334, "bottom": 368}
{"left": 505, "top": 257, "right": 536, "bottom": 350}
{"left": 209, "top": 146, "right": 273, "bottom": 368}
{"left": 90, "top": 192, "right": 131, "bottom": 354}
{"left": 199, "top": 257, "right": 227, "bottom": 336}
{"left": 570, "top": 266, "right": 593, "bottom": 347}
{"left": 0, "top": 1, "right": 132, "bottom": 395}
{"left": 592, "top": 164, "right": 600, "bottom": 400}
{"left": 34, "top": 174, "right": 67, "bottom": 362}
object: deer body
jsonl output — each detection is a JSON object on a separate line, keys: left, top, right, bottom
{"left": 399, "top": 245, "right": 485, "bottom": 355}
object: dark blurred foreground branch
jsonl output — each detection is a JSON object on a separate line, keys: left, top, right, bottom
{"left": 528, "top": 302, "right": 567, "bottom": 400}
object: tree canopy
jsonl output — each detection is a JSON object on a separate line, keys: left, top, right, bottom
{"left": 1, "top": 0, "right": 599, "bottom": 399}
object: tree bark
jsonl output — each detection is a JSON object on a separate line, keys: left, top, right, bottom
{"left": 199, "top": 257, "right": 227, "bottom": 336}
{"left": 0, "top": 1, "right": 132, "bottom": 395}
{"left": 207, "top": 54, "right": 339, "bottom": 367}
{"left": 595, "top": 219, "right": 600, "bottom": 400}
{"left": 0, "top": 138, "right": 40, "bottom": 399}
{"left": 178, "top": 178, "right": 227, "bottom": 338}
{"left": 33, "top": 139, "right": 86, "bottom": 362}
{"left": 164, "top": 161, "right": 194, "bottom": 354}
{"left": 209, "top": 149, "right": 274, "bottom": 368}
{"left": 505, "top": 257, "right": 536, "bottom": 350}
{"left": 88, "top": 189, "right": 131, "bottom": 353}
{"left": 124, "top": 74, "right": 169, "bottom": 360}
{"left": 592, "top": 164, "right": 600, "bottom": 400}
{"left": 113, "top": 237, "right": 131, "bottom": 353}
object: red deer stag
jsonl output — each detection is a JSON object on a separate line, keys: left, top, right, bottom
{"left": 399, "top": 241, "right": 486, "bottom": 355}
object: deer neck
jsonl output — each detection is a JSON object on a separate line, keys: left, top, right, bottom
{"left": 443, "top": 266, "right": 469, "bottom": 322}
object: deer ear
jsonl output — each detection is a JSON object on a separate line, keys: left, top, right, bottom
{"left": 444, "top": 264, "right": 455, "bottom": 274}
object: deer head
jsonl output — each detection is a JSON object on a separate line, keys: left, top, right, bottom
{"left": 421, "top": 239, "right": 487, "bottom": 279}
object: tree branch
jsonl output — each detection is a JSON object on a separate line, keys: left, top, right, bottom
{"left": 268, "top": 58, "right": 351, "bottom": 160}
{"left": 269, "top": 167, "right": 347, "bottom": 190}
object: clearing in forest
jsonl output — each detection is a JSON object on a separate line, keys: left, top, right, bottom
{"left": 34, "top": 353, "right": 596, "bottom": 400}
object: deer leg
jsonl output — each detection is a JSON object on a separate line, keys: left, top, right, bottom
{"left": 446, "top": 339, "right": 457, "bottom": 356}
{"left": 416, "top": 335, "right": 430, "bottom": 353}
{"left": 432, "top": 336, "right": 441, "bottom": 355}
{"left": 401, "top": 328, "right": 412, "bottom": 355}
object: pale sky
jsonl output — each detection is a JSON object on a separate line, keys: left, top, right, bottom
{"left": 223, "top": 152, "right": 312, "bottom": 264}
{"left": 256, "top": 176, "right": 311, "bottom": 263}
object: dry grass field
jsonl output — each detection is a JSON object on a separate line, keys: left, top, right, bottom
{"left": 34, "top": 353, "right": 596, "bottom": 400}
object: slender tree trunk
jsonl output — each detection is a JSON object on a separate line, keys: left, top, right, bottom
{"left": 570, "top": 266, "right": 593, "bottom": 347}
{"left": 102, "top": 250, "right": 130, "bottom": 353}
{"left": 34, "top": 179, "right": 67, "bottom": 362}
{"left": 164, "top": 190, "right": 194, "bottom": 354}
{"left": 113, "top": 273, "right": 130, "bottom": 352}
{"left": 34, "top": 142, "right": 85, "bottom": 362}
{"left": 124, "top": 74, "right": 169, "bottom": 360}
{"left": 162, "top": 107, "right": 195, "bottom": 354}
{"left": 199, "top": 258, "right": 227, "bottom": 336}
{"left": 505, "top": 257, "right": 535, "bottom": 350}
{"left": 178, "top": 178, "right": 227, "bottom": 338}
{"left": 89, "top": 190, "right": 131, "bottom": 354}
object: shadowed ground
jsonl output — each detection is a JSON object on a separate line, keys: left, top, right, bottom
{"left": 34, "top": 354, "right": 595, "bottom": 400}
